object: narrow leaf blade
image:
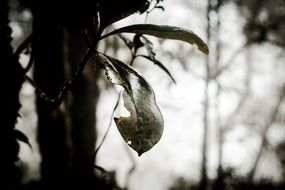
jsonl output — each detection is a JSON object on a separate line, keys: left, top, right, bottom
{"left": 101, "top": 24, "right": 209, "bottom": 55}
{"left": 140, "top": 55, "right": 176, "bottom": 84}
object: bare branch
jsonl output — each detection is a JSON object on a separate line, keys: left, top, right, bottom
{"left": 93, "top": 93, "right": 120, "bottom": 157}
{"left": 222, "top": 47, "right": 252, "bottom": 132}
{"left": 14, "top": 34, "right": 33, "bottom": 57}
{"left": 124, "top": 143, "right": 137, "bottom": 189}
{"left": 247, "top": 84, "right": 285, "bottom": 180}
{"left": 25, "top": 38, "right": 98, "bottom": 105}
{"left": 23, "top": 48, "right": 34, "bottom": 73}
{"left": 211, "top": 43, "right": 248, "bottom": 80}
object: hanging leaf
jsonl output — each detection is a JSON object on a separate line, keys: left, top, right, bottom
{"left": 100, "top": 24, "right": 209, "bottom": 55}
{"left": 14, "top": 130, "right": 32, "bottom": 149}
{"left": 139, "top": 55, "right": 176, "bottom": 84}
{"left": 96, "top": 52, "right": 164, "bottom": 156}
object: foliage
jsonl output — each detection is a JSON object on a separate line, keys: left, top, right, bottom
{"left": 5, "top": 0, "right": 208, "bottom": 188}
{"left": 96, "top": 23, "right": 208, "bottom": 155}
{"left": 18, "top": 1, "right": 208, "bottom": 156}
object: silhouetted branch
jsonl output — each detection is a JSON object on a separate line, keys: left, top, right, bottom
{"left": 248, "top": 84, "right": 285, "bottom": 180}
{"left": 144, "top": 0, "right": 164, "bottom": 23}
{"left": 221, "top": 47, "right": 252, "bottom": 135}
{"left": 25, "top": 38, "right": 98, "bottom": 105}
{"left": 117, "top": 34, "right": 134, "bottom": 51}
{"left": 14, "top": 34, "right": 33, "bottom": 57}
{"left": 211, "top": 43, "right": 248, "bottom": 80}
{"left": 93, "top": 93, "right": 120, "bottom": 157}
{"left": 94, "top": 165, "right": 109, "bottom": 174}
{"left": 124, "top": 143, "right": 137, "bottom": 188}
{"left": 214, "top": 0, "right": 223, "bottom": 176}
{"left": 23, "top": 48, "right": 34, "bottom": 73}
{"left": 200, "top": 1, "right": 211, "bottom": 189}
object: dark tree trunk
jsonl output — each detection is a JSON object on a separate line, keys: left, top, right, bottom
{"left": 66, "top": 27, "right": 99, "bottom": 187}
{"left": 32, "top": 9, "right": 71, "bottom": 188}
{"left": 31, "top": 3, "right": 100, "bottom": 188}
{"left": 0, "top": 0, "right": 24, "bottom": 189}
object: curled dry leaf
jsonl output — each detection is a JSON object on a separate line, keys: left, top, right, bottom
{"left": 96, "top": 53, "right": 164, "bottom": 156}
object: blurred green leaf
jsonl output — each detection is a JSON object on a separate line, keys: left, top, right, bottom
{"left": 96, "top": 52, "right": 164, "bottom": 156}
{"left": 100, "top": 24, "right": 209, "bottom": 55}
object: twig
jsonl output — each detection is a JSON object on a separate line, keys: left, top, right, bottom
{"left": 93, "top": 93, "right": 121, "bottom": 157}
{"left": 124, "top": 143, "right": 136, "bottom": 188}
{"left": 23, "top": 48, "right": 34, "bottom": 73}
{"left": 211, "top": 43, "right": 248, "bottom": 80}
{"left": 200, "top": 1, "right": 211, "bottom": 188}
{"left": 14, "top": 34, "right": 33, "bottom": 57}
{"left": 117, "top": 34, "right": 134, "bottom": 51}
{"left": 215, "top": 0, "right": 223, "bottom": 174}
{"left": 25, "top": 39, "right": 98, "bottom": 105}
{"left": 94, "top": 165, "right": 109, "bottom": 174}
{"left": 247, "top": 84, "right": 285, "bottom": 181}
{"left": 222, "top": 46, "right": 252, "bottom": 132}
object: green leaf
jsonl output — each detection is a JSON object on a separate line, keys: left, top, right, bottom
{"left": 139, "top": 55, "right": 176, "bottom": 84}
{"left": 100, "top": 24, "right": 209, "bottom": 55}
{"left": 14, "top": 130, "right": 32, "bottom": 149}
{"left": 96, "top": 52, "right": 164, "bottom": 156}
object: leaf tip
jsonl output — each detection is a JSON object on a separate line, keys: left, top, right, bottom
{"left": 199, "top": 43, "right": 209, "bottom": 55}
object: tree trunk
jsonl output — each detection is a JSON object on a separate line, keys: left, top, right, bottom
{"left": 66, "top": 26, "right": 99, "bottom": 188}
{"left": 199, "top": 0, "right": 211, "bottom": 189}
{"left": 32, "top": 6, "right": 100, "bottom": 188}
{"left": 0, "top": 0, "right": 24, "bottom": 188}
{"left": 32, "top": 10, "right": 71, "bottom": 188}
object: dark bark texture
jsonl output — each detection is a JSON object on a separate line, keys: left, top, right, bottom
{"left": 0, "top": 0, "right": 24, "bottom": 189}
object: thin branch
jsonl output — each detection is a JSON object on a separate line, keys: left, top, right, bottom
{"left": 211, "top": 43, "right": 248, "bottom": 80}
{"left": 144, "top": 0, "right": 164, "bottom": 23}
{"left": 163, "top": 49, "right": 205, "bottom": 80}
{"left": 124, "top": 142, "right": 136, "bottom": 189}
{"left": 14, "top": 34, "right": 33, "bottom": 57}
{"left": 137, "top": 54, "right": 176, "bottom": 84}
{"left": 94, "top": 165, "right": 108, "bottom": 173}
{"left": 247, "top": 84, "right": 285, "bottom": 181}
{"left": 117, "top": 34, "right": 134, "bottom": 51}
{"left": 215, "top": 0, "right": 223, "bottom": 174}
{"left": 93, "top": 93, "right": 120, "bottom": 157}
{"left": 222, "top": 47, "right": 252, "bottom": 133}
{"left": 23, "top": 48, "right": 34, "bottom": 73}
{"left": 200, "top": 0, "right": 211, "bottom": 188}
{"left": 25, "top": 39, "right": 98, "bottom": 105}
{"left": 268, "top": 38, "right": 285, "bottom": 48}
{"left": 24, "top": 26, "right": 105, "bottom": 104}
